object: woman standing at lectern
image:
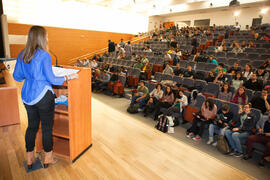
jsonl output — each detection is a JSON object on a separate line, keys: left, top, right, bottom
{"left": 13, "top": 26, "right": 78, "bottom": 169}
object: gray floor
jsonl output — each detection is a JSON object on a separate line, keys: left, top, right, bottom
{"left": 92, "top": 93, "right": 270, "bottom": 180}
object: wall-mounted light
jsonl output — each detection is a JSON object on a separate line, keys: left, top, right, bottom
{"left": 234, "top": 11, "right": 240, "bottom": 17}
{"left": 261, "top": 8, "right": 268, "bottom": 14}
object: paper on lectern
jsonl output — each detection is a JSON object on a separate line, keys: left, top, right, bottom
{"left": 52, "top": 66, "right": 79, "bottom": 77}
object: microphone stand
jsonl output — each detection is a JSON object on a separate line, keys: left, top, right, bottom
{"left": 50, "top": 50, "right": 62, "bottom": 68}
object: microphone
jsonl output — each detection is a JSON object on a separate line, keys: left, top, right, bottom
{"left": 50, "top": 50, "right": 62, "bottom": 68}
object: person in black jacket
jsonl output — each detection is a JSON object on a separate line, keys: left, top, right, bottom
{"left": 108, "top": 40, "right": 115, "bottom": 56}
{"left": 243, "top": 73, "right": 263, "bottom": 92}
{"left": 207, "top": 104, "right": 234, "bottom": 146}
{"left": 225, "top": 103, "right": 256, "bottom": 157}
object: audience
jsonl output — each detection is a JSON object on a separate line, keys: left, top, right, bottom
{"left": 144, "top": 84, "right": 163, "bottom": 117}
{"left": 163, "top": 63, "right": 174, "bottom": 75}
{"left": 256, "top": 66, "right": 269, "bottom": 84}
{"left": 242, "top": 64, "right": 253, "bottom": 80}
{"left": 225, "top": 103, "right": 256, "bottom": 157}
{"left": 183, "top": 65, "right": 195, "bottom": 78}
{"left": 130, "top": 81, "right": 149, "bottom": 111}
{"left": 164, "top": 51, "right": 172, "bottom": 64}
{"left": 205, "top": 71, "right": 216, "bottom": 83}
{"left": 154, "top": 86, "right": 175, "bottom": 120}
{"left": 187, "top": 98, "right": 217, "bottom": 141}
{"left": 218, "top": 83, "right": 232, "bottom": 102}
{"left": 92, "top": 70, "right": 111, "bottom": 93}
{"left": 231, "top": 71, "right": 244, "bottom": 90}
{"left": 174, "top": 63, "right": 184, "bottom": 76}
{"left": 244, "top": 113, "right": 270, "bottom": 166}
{"left": 124, "top": 41, "right": 132, "bottom": 57}
{"left": 207, "top": 104, "right": 233, "bottom": 146}
{"left": 228, "top": 62, "right": 241, "bottom": 75}
{"left": 250, "top": 88, "right": 270, "bottom": 114}
{"left": 243, "top": 74, "right": 263, "bottom": 92}
{"left": 209, "top": 55, "right": 218, "bottom": 66}
{"left": 232, "top": 87, "right": 248, "bottom": 105}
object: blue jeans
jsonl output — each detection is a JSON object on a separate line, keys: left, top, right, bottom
{"left": 224, "top": 129, "right": 250, "bottom": 153}
{"left": 208, "top": 124, "right": 225, "bottom": 138}
{"left": 130, "top": 96, "right": 146, "bottom": 109}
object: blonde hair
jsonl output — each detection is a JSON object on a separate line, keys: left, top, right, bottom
{"left": 21, "top": 26, "right": 48, "bottom": 64}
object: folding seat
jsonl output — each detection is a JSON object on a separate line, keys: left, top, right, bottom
{"left": 262, "top": 43, "right": 270, "bottom": 49}
{"left": 181, "top": 78, "right": 194, "bottom": 90}
{"left": 251, "top": 108, "right": 262, "bottom": 123}
{"left": 204, "top": 63, "right": 218, "bottom": 71}
{"left": 118, "top": 75, "right": 126, "bottom": 86}
{"left": 207, "top": 50, "right": 215, "bottom": 56}
{"left": 245, "top": 88, "right": 254, "bottom": 101}
{"left": 244, "top": 48, "right": 254, "bottom": 53}
{"left": 194, "top": 70, "right": 207, "bottom": 80}
{"left": 261, "top": 54, "right": 270, "bottom": 60}
{"left": 180, "top": 61, "right": 187, "bottom": 68}
{"left": 230, "top": 86, "right": 236, "bottom": 94}
{"left": 193, "top": 95, "right": 206, "bottom": 109}
{"left": 227, "top": 52, "right": 236, "bottom": 58}
{"left": 239, "top": 59, "right": 250, "bottom": 68}
{"left": 254, "top": 91, "right": 262, "bottom": 97}
{"left": 162, "top": 74, "right": 173, "bottom": 81}
{"left": 227, "top": 58, "right": 238, "bottom": 67}
{"left": 154, "top": 72, "right": 162, "bottom": 82}
{"left": 247, "top": 53, "right": 259, "bottom": 60}
{"left": 237, "top": 53, "right": 247, "bottom": 59}
{"left": 218, "top": 57, "right": 227, "bottom": 64}
{"left": 252, "top": 60, "right": 264, "bottom": 69}
{"left": 172, "top": 76, "right": 183, "bottom": 86}
{"left": 256, "top": 48, "right": 266, "bottom": 54}
{"left": 194, "top": 79, "right": 207, "bottom": 92}
{"left": 147, "top": 82, "right": 156, "bottom": 93}
{"left": 202, "top": 82, "right": 220, "bottom": 97}
{"left": 196, "top": 62, "right": 206, "bottom": 71}
{"left": 216, "top": 51, "right": 226, "bottom": 58}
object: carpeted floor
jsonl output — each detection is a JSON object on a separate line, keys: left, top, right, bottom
{"left": 92, "top": 93, "right": 270, "bottom": 180}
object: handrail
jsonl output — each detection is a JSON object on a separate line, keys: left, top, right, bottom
{"left": 67, "top": 35, "right": 151, "bottom": 65}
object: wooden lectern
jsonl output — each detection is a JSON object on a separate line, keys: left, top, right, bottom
{"left": 0, "top": 60, "right": 20, "bottom": 127}
{"left": 35, "top": 67, "right": 92, "bottom": 162}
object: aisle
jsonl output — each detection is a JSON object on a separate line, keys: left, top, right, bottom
{"left": 0, "top": 94, "right": 255, "bottom": 180}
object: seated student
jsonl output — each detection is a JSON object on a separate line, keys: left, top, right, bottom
{"left": 163, "top": 63, "right": 174, "bottom": 75}
{"left": 164, "top": 51, "right": 172, "bottom": 64}
{"left": 243, "top": 73, "right": 263, "bottom": 92}
{"left": 133, "top": 59, "right": 143, "bottom": 69}
{"left": 240, "top": 41, "right": 247, "bottom": 51}
{"left": 228, "top": 62, "right": 241, "bottom": 75}
{"left": 242, "top": 64, "right": 253, "bottom": 80}
{"left": 101, "top": 62, "right": 109, "bottom": 71}
{"left": 174, "top": 63, "right": 184, "bottom": 76}
{"left": 207, "top": 104, "right": 234, "bottom": 146}
{"left": 209, "top": 55, "right": 218, "bottom": 66}
{"left": 93, "top": 70, "right": 111, "bottom": 92}
{"left": 231, "top": 71, "right": 244, "bottom": 90}
{"left": 218, "top": 83, "right": 232, "bottom": 102}
{"left": 183, "top": 65, "right": 195, "bottom": 79}
{"left": 154, "top": 86, "right": 175, "bottom": 120}
{"left": 140, "top": 61, "right": 151, "bottom": 80}
{"left": 107, "top": 62, "right": 116, "bottom": 73}
{"left": 213, "top": 70, "right": 228, "bottom": 85}
{"left": 232, "top": 87, "right": 248, "bottom": 105}
{"left": 248, "top": 40, "right": 256, "bottom": 49}
{"left": 192, "top": 52, "right": 201, "bottom": 62}
{"left": 143, "top": 84, "right": 163, "bottom": 117}
{"left": 90, "top": 59, "right": 98, "bottom": 69}
{"left": 164, "top": 90, "right": 188, "bottom": 116}
{"left": 215, "top": 63, "right": 227, "bottom": 74}
{"left": 225, "top": 103, "right": 256, "bottom": 157}
{"left": 250, "top": 88, "right": 270, "bottom": 114}
{"left": 256, "top": 66, "right": 269, "bottom": 84}
{"left": 231, "top": 41, "right": 243, "bottom": 54}
{"left": 187, "top": 98, "right": 217, "bottom": 141}
{"left": 205, "top": 70, "right": 216, "bottom": 83}
{"left": 143, "top": 46, "right": 152, "bottom": 52}
{"left": 130, "top": 81, "right": 149, "bottom": 111}
{"left": 141, "top": 55, "right": 149, "bottom": 64}
{"left": 244, "top": 113, "right": 270, "bottom": 166}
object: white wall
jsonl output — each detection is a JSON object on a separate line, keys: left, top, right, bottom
{"left": 162, "top": 6, "right": 270, "bottom": 29}
{"left": 3, "top": 0, "right": 148, "bottom": 34}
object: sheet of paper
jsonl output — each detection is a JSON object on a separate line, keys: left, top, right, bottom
{"left": 52, "top": 66, "right": 79, "bottom": 77}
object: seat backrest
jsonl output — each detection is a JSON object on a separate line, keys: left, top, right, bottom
{"left": 172, "top": 76, "right": 183, "bottom": 85}
{"left": 251, "top": 108, "right": 262, "bottom": 124}
{"left": 193, "top": 94, "right": 206, "bottom": 109}
{"left": 182, "top": 78, "right": 194, "bottom": 89}
{"left": 194, "top": 80, "right": 207, "bottom": 92}
{"left": 202, "top": 82, "right": 220, "bottom": 97}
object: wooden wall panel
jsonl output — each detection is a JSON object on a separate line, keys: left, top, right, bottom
{"left": 8, "top": 23, "right": 134, "bottom": 65}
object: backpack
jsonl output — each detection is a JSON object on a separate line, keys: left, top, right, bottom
{"left": 155, "top": 115, "right": 169, "bottom": 133}
{"left": 217, "top": 135, "right": 230, "bottom": 154}
{"left": 127, "top": 104, "right": 139, "bottom": 114}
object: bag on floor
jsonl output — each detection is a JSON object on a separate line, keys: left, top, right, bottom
{"left": 127, "top": 104, "right": 139, "bottom": 114}
{"left": 155, "top": 115, "right": 169, "bottom": 133}
{"left": 217, "top": 135, "right": 230, "bottom": 154}
{"left": 113, "top": 81, "right": 124, "bottom": 96}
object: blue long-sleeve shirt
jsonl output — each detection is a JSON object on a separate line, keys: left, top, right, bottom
{"left": 13, "top": 49, "right": 65, "bottom": 105}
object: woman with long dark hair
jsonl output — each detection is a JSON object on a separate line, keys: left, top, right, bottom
{"left": 13, "top": 26, "right": 78, "bottom": 169}
{"left": 231, "top": 86, "right": 248, "bottom": 105}
{"left": 153, "top": 86, "right": 174, "bottom": 120}
{"left": 218, "top": 82, "right": 232, "bottom": 102}
{"left": 187, "top": 98, "right": 217, "bottom": 140}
